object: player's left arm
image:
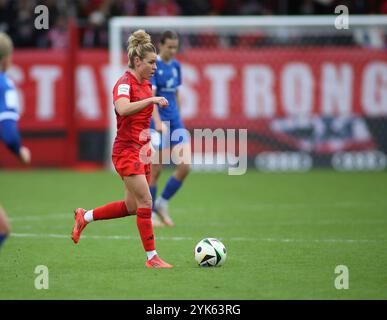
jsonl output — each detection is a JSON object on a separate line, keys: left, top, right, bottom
{"left": 0, "top": 86, "right": 31, "bottom": 164}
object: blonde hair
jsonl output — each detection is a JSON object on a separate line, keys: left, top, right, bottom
{"left": 0, "top": 32, "right": 13, "bottom": 62}
{"left": 127, "top": 29, "right": 156, "bottom": 68}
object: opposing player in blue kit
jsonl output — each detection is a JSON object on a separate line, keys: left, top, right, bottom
{"left": 0, "top": 32, "right": 30, "bottom": 165}
{"left": 0, "top": 32, "right": 31, "bottom": 251}
{"left": 150, "top": 30, "right": 191, "bottom": 227}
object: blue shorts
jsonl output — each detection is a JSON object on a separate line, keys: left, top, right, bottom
{"left": 150, "top": 117, "right": 190, "bottom": 150}
{"left": 0, "top": 119, "right": 21, "bottom": 155}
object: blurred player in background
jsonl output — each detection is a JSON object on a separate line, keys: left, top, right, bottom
{"left": 71, "top": 29, "right": 173, "bottom": 268}
{"left": 0, "top": 205, "right": 10, "bottom": 251}
{"left": 0, "top": 32, "right": 31, "bottom": 251}
{"left": 0, "top": 32, "right": 31, "bottom": 164}
{"left": 150, "top": 30, "right": 191, "bottom": 227}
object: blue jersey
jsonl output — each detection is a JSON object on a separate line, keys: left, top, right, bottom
{"left": 0, "top": 72, "right": 20, "bottom": 122}
{"left": 151, "top": 56, "right": 181, "bottom": 121}
{"left": 0, "top": 72, "right": 22, "bottom": 155}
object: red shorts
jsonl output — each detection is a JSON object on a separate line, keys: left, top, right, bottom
{"left": 112, "top": 148, "right": 151, "bottom": 184}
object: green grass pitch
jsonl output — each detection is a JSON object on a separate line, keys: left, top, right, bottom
{"left": 0, "top": 169, "right": 386, "bottom": 299}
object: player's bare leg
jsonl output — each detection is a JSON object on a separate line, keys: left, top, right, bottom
{"left": 71, "top": 186, "right": 137, "bottom": 244}
{"left": 0, "top": 205, "right": 11, "bottom": 250}
{"left": 124, "top": 186, "right": 138, "bottom": 213}
{"left": 124, "top": 174, "right": 172, "bottom": 268}
{"left": 0, "top": 205, "right": 10, "bottom": 235}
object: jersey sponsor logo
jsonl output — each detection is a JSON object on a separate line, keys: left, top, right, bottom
{"left": 117, "top": 84, "right": 130, "bottom": 96}
{"left": 160, "top": 87, "right": 176, "bottom": 93}
{"left": 166, "top": 78, "right": 174, "bottom": 88}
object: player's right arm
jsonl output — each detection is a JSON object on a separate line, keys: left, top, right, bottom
{"left": 115, "top": 96, "right": 168, "bottom": 116}
{"left": 113, "top": 82, "right": 168, "bottom": 116}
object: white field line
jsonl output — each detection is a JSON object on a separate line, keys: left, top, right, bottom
{"left": 7, "top": 200, "right": 387, "bottom": 222}
{"left": 10, "top": 232, "right": 387, "bottom": 244}
{"left": 9, "top": 214, "right": 71, "bottom": 221}
{"left": 8, "top": 214, "right": 387, "bottom": 227}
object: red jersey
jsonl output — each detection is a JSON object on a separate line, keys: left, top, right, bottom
{"left": 112, "top": 70, "right": 154, "bottom": 154}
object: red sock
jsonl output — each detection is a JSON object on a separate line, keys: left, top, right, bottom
{"left": 93, "top": 201, "right": 134, "bottom": 220}
{"left": 136, "top": 208, "right": 155, "bottom": 251}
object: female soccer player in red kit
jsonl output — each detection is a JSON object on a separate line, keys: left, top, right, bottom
{"left": 71, "top": 29, "right": 172, "bottom": 268}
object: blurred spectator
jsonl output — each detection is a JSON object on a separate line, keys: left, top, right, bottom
{"left": 177, "top": 0, "right": 210, "bottom": 15}
{"left": 41, "top": 0, "right": 60, "bottom": 23}
{"left": 110, "top": 0, "right": 138, "bottom": 16}
{"left": 47, "top": 14, "right": 68, "bottom": 49}
{"left": 146, "top": 0, "right": 180, "bottom": 16}
{"left": 0, "top": 0, "right": 16, "bottom": 34}
{"left": 35, "top": 0, "right": 61, "bottom": 48}
{"left": 380, "top": 0, "right": 387, "bottom": 14}
{"left": 300, "top": 0, "right": 314, "bottom": 15}
{"left": 312, "top": 0, "right": 335, "bottom": 14}
{"left": 238, "top": 0, "right": 273, "bottom": 15}
{"left": 82, "top": 0, "right": 111, "bottom": 47}
{"left": 13, "top": 0, "right": 37, "bottom": 47}
{"left": 0, "top": 0, "right": 386, "bottom": 49}
{"left": 208, "top": 0, "right": 227, "bottom": 15}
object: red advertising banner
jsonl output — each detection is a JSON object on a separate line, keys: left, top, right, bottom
{"left": 1, "top": 47, "right": 386, "bottom": 168}
{"left": 8, "top": 48, "right": 387, "bottom": 130}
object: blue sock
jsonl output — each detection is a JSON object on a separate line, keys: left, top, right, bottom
{"left": 161, "top": 176, "right": 182, "bottom": 201}
{"left": 150, "top": 185, "right": 157, "bottom": 212}
{"left": 0, "top": 234, "right": 7, "bottom": 249}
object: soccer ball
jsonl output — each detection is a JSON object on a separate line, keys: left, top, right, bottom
{"left": 194, "top": 238, "right": 227, "bottom": 267}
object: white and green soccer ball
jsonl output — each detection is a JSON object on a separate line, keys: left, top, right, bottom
{"left": 194, "top": 238, "right": 227, "bottom": 267}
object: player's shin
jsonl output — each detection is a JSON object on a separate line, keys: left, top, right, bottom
{"left": 136, "top": 207, "right": 156, "bottom": 258}
{"left": 161, "top": 176, "right": 182, "bottom": 201}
